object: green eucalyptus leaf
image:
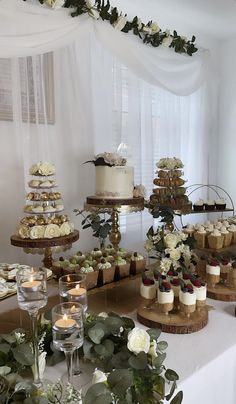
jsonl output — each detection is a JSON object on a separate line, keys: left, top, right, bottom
{"left": 157, "top": 341, "right": 168, "bottom": 351}
{"left": 170, "top": 390, "right": 183, "bottom": 404}
{"left": 84, "top": 383, "right": 113, "bottom": 404}
{"left": 95, "top": 339, "right": 114, "bottom": 358}
{"left": 107, "top": 369, "right": 133, "bottom": 398}
{"left": 0, "top": 375, "right": 9, "bottom": 399}
{"left": 153, "top": 352, "right": 167, "bottom": 367}
{"left": 165, "top": 369, "right": 179, "bottom": 382}
{"left": 5, "top": 373, "right": 23, "bottom": 387}
{"left": 0, "top": 352, "right": 6, "bottom": 366}
{"left": 88, "top": 323, "right": 106, "bottom": 344}
{"left": 0, "top": 343, "right": 10, "bottom": 355}
{"left": 104, "top": 316, "right": 123, "bottom": 334}
{"left": 147, "top": 328, "right": 161, "bottom": 341}
{"left": 165, "top": 381, "right": 176, "bottom": 401}
{"left": 121, "top": 316, "right": 135, "bottom": 330}
{"left": 128, "top": 352, "right": 148, "bottom": 370}
{"left": 12, "top": 344, "right": 34, "bottom": 366}
{"left": 111, "top": 347, "right": 131, "bottom": 369}
{"left": 83, "top": 338, "right": 96, "bottom": 360}
{"left": 153, "top": 375, "right": 165, "bottom": 399}
{"left": 0, "top": 366, "right": 11, "bottom": 376}
{"left": 0, "top": 333, "right": 16, "bottom": 344}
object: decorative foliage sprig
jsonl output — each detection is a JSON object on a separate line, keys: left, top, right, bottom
{"left": 74, "top": 208, "right": 113, "bottom": 245}
{"left": 25, "top": 0, "right": 198, "bottom": 56}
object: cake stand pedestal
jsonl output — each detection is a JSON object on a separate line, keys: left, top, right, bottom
{"left": 85, "top": 197, "right": 144, "bottom": 250}
{"left": 137, "top": 299, "right": 208, "bottom": 334}
{"left": 10, "top": 230, "right": 80, "bottom": 268}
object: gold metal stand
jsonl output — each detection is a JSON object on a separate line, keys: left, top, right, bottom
{"left": 85, "top": 196, "right": 144, "bottom": 251}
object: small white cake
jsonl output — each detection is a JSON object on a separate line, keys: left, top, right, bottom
{"left": 96, "top": 166, "right": 134, "bottom": 199}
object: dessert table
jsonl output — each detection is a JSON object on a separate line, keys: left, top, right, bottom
{"left": 0, "top": 279, "right": 236, "bottom": 403}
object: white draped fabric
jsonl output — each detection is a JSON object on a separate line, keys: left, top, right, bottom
{"left": 0, "top": 0, "right": 215, "bottom": 263}
{"left": 0, "top": 0, "right": 209, "bottom": 95}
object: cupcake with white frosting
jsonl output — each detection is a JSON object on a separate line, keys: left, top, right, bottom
{"left": 114, "top": 256, "right": 130, "bottom": 279}
{"left": 228, "top": 224, "right": 236, "bottom": 244}
{"left": 215, "top": 198, "right": 226, "bottom": 210}
{"left": 208, "top": 229, "right": 224, "bottom": 250}
{"left": 91, "top": 248, "right": 103, "bottom": 259}
{"left": 179, "top": 284, "right": 196, "bottom": 317}
{"left": 130, "top": 252, "right": 146, "bottom": 275}
{"left": 78, "top": 263, "right": 98, "bottom": 290}
{"left": 193, "top": 200, "right": 204, "bottom": 212}
{"left": 183, "top": 224, "right": 195, "bottom": 237}
{"left": 204, "top": 200, "right": 215, "bottom": 211}
{"left": 194, "top": 226, "right": 206, "bottom": 248}
{"left": 220, "top": 226, "right": 232, "bottom": 247}
{"left": 97, "top": 258, "right": 115, "bottom": 285}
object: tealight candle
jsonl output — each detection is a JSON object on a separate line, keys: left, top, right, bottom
{"left": 68, "top": 284, "right": 86, "bottom": 297}
{"left": 55, "top": 314, "right": 76, "bottom": 329}
{"left": 21, "top": 279, "right": 41, "bottom": 292}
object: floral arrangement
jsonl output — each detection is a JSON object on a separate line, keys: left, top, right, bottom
{"left": 25, "top": 0, "right": 198, "bottom": 56}
{"left": 29, "top": 162, "right": 55, "bottom": 176}
{"left": 145, "top": 226, "right": 197, "bottom": 275}
{"left": 157, "top": 157, "right": 184, "bottom": 170}
{"left": 85, "top": 152, "right": 127, "bottom": 167}
{"left": 0, "top": 312, "right": 183, "bottom": 403}
{"left": 83, "top": 312, "right": 183, "bottom": 403}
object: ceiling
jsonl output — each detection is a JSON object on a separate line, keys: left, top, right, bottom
{"left": 113, "top": 0, "right": 236, "bottom": 40}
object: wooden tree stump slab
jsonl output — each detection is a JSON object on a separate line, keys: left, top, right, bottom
{"left": 206, "top": 284, "right": 236, "bottom": 301}
{"left": 137, "top": 300, "right": 208, "bottom": 334}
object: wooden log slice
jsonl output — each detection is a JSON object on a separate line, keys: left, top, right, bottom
{"left": 10, "top": 230, "right": 80, "bottom": 249}
{"left": 86, "top": 196, "right": 144, "bottom": 207}
{"left": 137, "top": 300, "right": 208, "bottom": 334}
{"left": 207, "top": 283, "right": 236, "bottom": 301}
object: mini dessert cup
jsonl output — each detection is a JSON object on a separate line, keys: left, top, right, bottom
{"left": 220, "top": 259, "right": 231, "bottom": 283}
{"left": 208, "top": 231, "right": 224, "bottom": 250}
{"left": 194, "top": 227, "right": 206, "bottom": 248}
{"left": 130, "top": 252, "right": 146, "bottom": 275}
{"left": 228, "top": 225, "right": 236, "bottom": 244}
{"left": 221, "top": 228, "right": 232, "bottom": 247}
{"left": 204, "top": 200, "right": 215, "bottom": 211}
{"left": 158, "top": 282, "right": 174, "bottom": 316}
{"left": 206, "top": 262, "right": 220, "bottom": 287}
{"left": 76, "top": 267, "right": 99, "bottom": 290}
{"left": 215, "top": 199, "right": 226, "bottom": 210}
{"left": 97, "top": 260, "right": 116, "bottom": 285}
{"left": 115, "top": 263, "right": 130, "bottom": 279}
{"left": 193, "top": 200, "right": 204, "bottom": 211}
{"left": 192, "top": 279, "right": 207, "bottom": 311}
{"left": 170, "top": 278, "right": 181, "bottom": 310}
{"left": 140, "top": 279, "right": 156, "bottom": 299}
{"left": 227, "top": 263, "right": 236, "bottom": 289}
{"left": 179, "top": 302, "right": 196, "bottom": 317}
{"left": 179, "top": 286, "right": 196, "bottom": 318}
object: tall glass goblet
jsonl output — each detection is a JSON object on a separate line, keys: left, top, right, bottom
{"left": 52, "top": 302, "right": 84, "bottom": 385}
{"left": 58, "top": 274, "right": 87, "bottom": 376}
{"left": 16, "top": 267, "right": 47, "bottom": 387}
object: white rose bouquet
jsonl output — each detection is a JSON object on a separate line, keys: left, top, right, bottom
{"left": 145, "top": 225, "right": 197, "bottom": 275}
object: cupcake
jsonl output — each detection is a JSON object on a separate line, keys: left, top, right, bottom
{"left": 194, "top": 226, "right": 206, "bottom": 248}
{"left": 170, "top": 278, "right": 181, "bottom": 310}
{"left": 228, "top": 224, "right": 236, "bottom": 244}
{"left": 78, "top": 263, "right": 98, "bottom": 290}
{"left": 206, "top": 259, "right": 220, "bottom": 287}
{"left": 183, "top": 224, "right": 195, "bottom": 237}
{"left": 227, "top": 261, "right": 236, "bottom": 289}
{"left": 130, "top": 252, "right": 146, "bottom": 275}
{"left": 204, "top": 200, "right": 215, "bottom": 211}
{"left": 220, "top": 226, "right": 232, "bottom": 247}
{"left": 140, "top": 277, "right": 156, "bottom": 299}
{"left": 97, "top": 259, "right": 115, "bottom": 285}
{"left": 117, "top": 247, "right": 130, "bottom": 259}
{"left": 215, "top": 198, "right": 226, "bottom": 210}
{"left": 208, "top": 229, "right": 224, "bottom": 250}
{"left": 100, "top": 252, "right": 115, "bottom": 263}
{"left": 192, "top": 279, "right": 207, "bottom": 311}
{"left": 193, "top": 200, "right": 204, "bottom": 211}
{"left": 75, "top": 251, "right": 86, "bottom": 264}
{"left": 221, "top": 220, "right": 230, "bottom": 228}
{"left": 105, "top": 244, "right": 115, "bottom": 255}
{"left": 91, "top": 248, "right": 103, "bottom": 259}
{"left": 114, "top": 256, "right": 130, "bottom": 279}
{"left": 158, "top": 281, "right": 174, "bottom": 315}
{"left": 179, "top": 284, "right": 196, "bottom": 317}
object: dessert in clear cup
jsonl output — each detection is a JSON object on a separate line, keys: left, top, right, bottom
{"left": 206, "top": 258, "right": 220, "bottom": 287}
{"left": 179, "top": 284, "right": 196, "bottom": 318}
{"left": 140, "top": 276, "right": 156, "bottom": 300}
{"left": 191, "top": 278, "right": 207, "bottom": 311}
{"left": 158, "top": 281, "right": 174, "bottom": 315}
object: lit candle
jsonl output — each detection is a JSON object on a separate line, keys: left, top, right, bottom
{"left": 55, "top": 314, "right": 76, "bottom": 329}
{"left": 21, "top": 277, "right": 41, "bottom": 292}
{"left": 68, "top": 284, "right": 86, "bottom": 297}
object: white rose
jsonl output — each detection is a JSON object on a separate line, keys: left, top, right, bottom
{"left": 92, "top": 369, "right": 107, "bottom": 384}
{"left": 29, "top": 226, "right": 45, "bottom": 240}
{"left": 133, "top": 184, "right": 146, "bottom": 198}
{"left": 88, "top": 8, "right": 100, "bottom": 19}
{"left": 29, "top": 163, "right": 39, "bottom": 175}
{"left": 168, "top": 249, "right": 181, "bottom": 261}
{"left": 150, "top": 22, "right": 160, "bottom": 34}
{"left": 45, "top": 0, "right": 65, "bottom": 9}
{"left": 38, "top": 162, "right": 55, "bottom": 176}
{"left": 32, "top": 352, "right": 46, "bottom": 381}
{"left": 160, "top": 257, "right": 172, "bottom": 274}
{"left": 127, "top": 327, "right": 150, "bottom": 355}
{"left": 164, "top": 233, "right": 178, "bottom": 249}
{"left": 148, "top": 340, "right": 158, "bottom": 359}
{"left": 176, "top": 232, "right": 188, "bottom": 242}
{"left": 137, "top": 18, "right": 143, "bottom": 30}
{"left": 85, "top": 0, "right": 93, "bottom": 7}
{"left": 162, "top": 35, "right": 173, "bottom": 48}
{"left": 142, "top": 25, "right": 152, "bottom": 35}
{"left": 113, "top": 16, "right": 127, "bottom": 31}
{"left": 18, "top": 225, "right": 30, "bottom": 239}
{"left": 144, "top": 239, "right": 153, "bottom": 252}
{"left": 44, "top": 224, "right": 60, "bottom": 239}
{"left": 60, "top": 222, "right": 71, "bottom": 236}
{"left": 98, "top": 312, "right": 108, "bottom": 318}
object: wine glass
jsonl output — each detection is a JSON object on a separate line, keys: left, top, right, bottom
{"left": 58, "top": 274, "right": 87, "bottom": 376}
{"left": 16, "top": 267, "right": 47, "bottom": 387}
{"left": 52, "top": 302, "right": 84, "bottom": 385}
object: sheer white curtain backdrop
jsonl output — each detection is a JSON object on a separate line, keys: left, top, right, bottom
{"left": 0, "top": 0, "right": 215, "bottom": 262}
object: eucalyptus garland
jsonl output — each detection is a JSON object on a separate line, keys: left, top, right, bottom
{"left": 25, "top": 0, "right": 198, "bottom": 56}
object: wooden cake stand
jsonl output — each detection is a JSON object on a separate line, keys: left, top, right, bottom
{"left": 137, "top": 299, "right": 208, "bottom": 334}
{"left": 85, "top": 196, "right": 144, "bottom": 250}
{"left": 10, "top": 230, "right": 80, "bottom": 268}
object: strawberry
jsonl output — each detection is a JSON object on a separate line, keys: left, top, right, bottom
{"left": 171, "top": 278, "right": 180, "bottom": 286}
{"left": 186, "top": 284, "right": 193, "bottom": 291}
{"left": 162, "top": 281, "right": 171, "bottom": 290}
{"left": 143, "top": 278, "right": 155, "bottom": 286}
{"left": 183, "top": 273, "right": 190, "bottom": 280}
{"left": 167, "top": 270, "right": 174, "bottom": 276}
{"left": 192, "top": 279, "right": 202, "bottom": 288}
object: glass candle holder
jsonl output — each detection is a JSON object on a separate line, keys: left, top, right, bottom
{"left": 52, "top": 302, "right": 84, "bottom": 385}
{"left": 59, "top": 274, "right": 87, "bottom": 376}
{"left": 16, "top": 267, "right": 47, "bottom": 387}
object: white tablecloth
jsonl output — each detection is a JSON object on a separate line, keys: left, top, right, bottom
{"left": 44, "top": 299, "right": 236, "bottom": 404}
